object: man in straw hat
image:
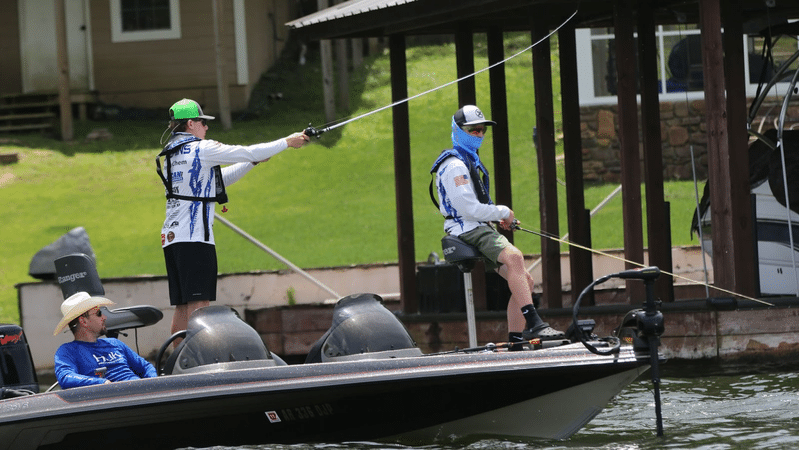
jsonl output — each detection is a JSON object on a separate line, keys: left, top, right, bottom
{"left": 54, "top": 292, "right": 156, "bottom": 389}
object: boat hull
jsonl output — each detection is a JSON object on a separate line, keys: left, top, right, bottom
{"left": 699, "top": 182, "right": 799, "bottom": 295}
{"left": 0, "top": 343, "right": 649, "bottom": 449}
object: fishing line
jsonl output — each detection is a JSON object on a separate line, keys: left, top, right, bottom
{"left": 512, "top": 222, "right": 775, "bottom": 307}
{"left": 304, "top": 9, "right": 580, "bottom": 137}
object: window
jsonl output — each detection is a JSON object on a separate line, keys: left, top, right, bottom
{"left": 110, "top": 0, "right": 181, "bottom": 43}
{"left": 575, "top": 23, "right": 799, "bottom": 106}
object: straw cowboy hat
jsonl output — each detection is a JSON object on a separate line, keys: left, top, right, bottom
{"left": 53, "top": 291, "right": 115, "bottom": 336}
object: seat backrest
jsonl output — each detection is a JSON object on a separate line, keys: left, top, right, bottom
{"left": 441, "top": 235, "right": 483, "bottom": 272}
{"left": 54, "top": 253, "right": 105, "bottom": 299}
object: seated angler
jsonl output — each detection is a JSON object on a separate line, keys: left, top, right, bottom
{"left": 54, "top": 292, "right": 157, "bottom": 389}
{"left": 430, "top": 105, "right": 565, "bottom": 347}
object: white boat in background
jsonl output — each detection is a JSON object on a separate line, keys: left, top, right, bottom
{"left": 692, "top": 18, "right": 799, "bottom": 297}
{"left": 696, "top": 179, "right": 799, "bottom": 296}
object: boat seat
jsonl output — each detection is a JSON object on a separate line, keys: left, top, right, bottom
{"left": 440, "top": 235, "right": 483, "bottom": 347}
{"left": 441, "top": 235, "right": 485, "bottom": 273}
{"left": 54, "top": 253, "right": 105, "bottom": 299}
{"left": 103, "top": 306, "right": 164, "bottom": 338}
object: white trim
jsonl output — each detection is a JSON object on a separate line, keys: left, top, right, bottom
{"left": 234, "top": 0, "right": 248, "bottom": 85}
{"left": 110, "top": 0, "right": 181, "bottom": 43}
{"left": 575, "top": 24, "right": 799, "bottom": 106}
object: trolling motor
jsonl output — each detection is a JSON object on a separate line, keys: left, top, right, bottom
{"left": 573, "top": 266, "right": 665, "bottom": 437}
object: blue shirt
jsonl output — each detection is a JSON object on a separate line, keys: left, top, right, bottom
{"left": 54, "top": 338, "right": 157, "bottom": 389}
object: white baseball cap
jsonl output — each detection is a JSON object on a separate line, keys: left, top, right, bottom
{"left": 453, "top": 105, "right": 496, "bottom": 127}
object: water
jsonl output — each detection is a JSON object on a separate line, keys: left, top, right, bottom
{"left": 177, "top": 370, "right": 799, "bottom": 450}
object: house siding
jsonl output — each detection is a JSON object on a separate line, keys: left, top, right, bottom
{"left": 88, "top": 0, "right": 277, "bottom": 113}
{"left": 245, "top": 0, "right": 295, "bottom": 102}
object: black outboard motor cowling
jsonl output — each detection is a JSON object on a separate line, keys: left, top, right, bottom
{"left": 0, "top": 324, "right": 39, "bottom": 398}
{"left": 305, "top": 293, "right": 419, "bottom": 363}
{"left": 163, "top": 306, "right": 282, "bottom": 375}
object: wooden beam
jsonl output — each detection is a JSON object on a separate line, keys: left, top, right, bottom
{"left": 318, "top": 0, "right": 335, "bottom": 123}
{"left": 336, "top": 36, "right": 350, "bottom": 112}
{"left": 613, "top": 0, "right": 645, "bottom": 303}
{"left": 487, "top": 28, "right": 513, "bottom": 245}
{"left": 558, "top": 21, "right": 593, "bottom": 305}
{"left": 389, "top": 34, "right": 417, "bottom": 314}
{"left": 455, "top": 25, "right": 476, "bottom": 107}
{"left": 531, "top": 15, "right": 562, "bottom": 308}
{"left": 212, "top": 0, "right": 232, "bottom": 130}
{"left": 637, "top": 0, "right": 673, "bottom": 301}
{"left": 706, "top": 0, "right": 756, "bottom": 296}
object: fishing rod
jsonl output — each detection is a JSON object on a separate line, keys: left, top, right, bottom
{"left": 511, "top": 221, "right": 775, "bottom": 307}
{"left": 303, "top": 9, "right": 579, "bottom": 139}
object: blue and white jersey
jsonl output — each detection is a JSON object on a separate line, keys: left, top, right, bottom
{"left": 434, "top": 155, "right": 510, "bottom": 236}
{"left": 54, "top": 338, "right": 157, "bottom": 389}
{"left": 160, "top": 133, "right": 288, "bottom": 247}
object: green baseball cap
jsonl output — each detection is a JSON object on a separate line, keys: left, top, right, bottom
{"left": 169, "top": 98, "right": 215, "bottom": 121}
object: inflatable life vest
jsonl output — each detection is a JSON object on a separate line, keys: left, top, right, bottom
{"left": 429, "top": 147, "right": 493, "bottom": 217}
{"left": 155, "top": 134, "right": 228, "bottom": 242}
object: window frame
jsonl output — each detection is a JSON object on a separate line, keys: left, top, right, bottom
{"left": 575, "top": 24, "right": 798, "bottom": 106}
{"left": 110, "top": 0, "right": 181, "bottom": 43}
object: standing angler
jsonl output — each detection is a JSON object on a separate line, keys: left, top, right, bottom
{"left": 156, "top": 99, "right": 309, "bottom": 344}
{"left": 430, "top": 105, "right": 565, "bottom": 347}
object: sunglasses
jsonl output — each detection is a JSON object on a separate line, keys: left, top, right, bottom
{"left": 83, "top": 308, "right": 103, "bottom": 318}
{"left": 464, "top": 125, "right": 487, "bottom": 134}
{"left": 191, "top": 118, "right": 208, "bottom": 126}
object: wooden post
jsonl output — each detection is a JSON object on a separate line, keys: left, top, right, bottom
{"left": 336, "top": 37, "right": 350, "bottom": 112}
{"left": 55, "top": 0, "right": 73, "bottom": 141}
{"left": 613, "top": 0, "right": 645, "bottom": 303}
{"left": 531, "top": 15, "right": 562, "bottom": 308}
{"left": 487, "top": 28, "right": 513, "bottom": 245}
{"left": 352, "top": 38, "right": 364, "bottom": 68}
{"left": 637, "top": 0, "right": 673, "bottom": 301}
{"left": 389, "top": 34, "right": 417, "bottom": 314}
{"left": 455, "top": 25, "right": 476, "bottom": 107}
{"left": 700, "top": 0, "right": 756, "bottom": 296}
{"left": 212, "top": 0, "right": 232, "bottom": 130}
{"left": 318, "top": 0, "right": 335, "bottom": 122}
{"left": 559, "top": 21, "right": 593, "bottom": 305}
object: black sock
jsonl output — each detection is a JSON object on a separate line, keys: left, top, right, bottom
{"left": 508, "top": 332, "right": 525, "bottom": 351}
{"left": 521, "top": 304, "right": 544, "bottom": 330}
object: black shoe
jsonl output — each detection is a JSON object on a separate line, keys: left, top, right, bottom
{"left": 522, "top": 323, "right": 566, "bottom": 341}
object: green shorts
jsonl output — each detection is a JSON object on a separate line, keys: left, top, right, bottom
{"left": 457, "top": 225, "right": 511, "bottom": 271}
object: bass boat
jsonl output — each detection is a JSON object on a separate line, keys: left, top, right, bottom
{"left": 0, "top": 256, "right": 665, "bottom": 449}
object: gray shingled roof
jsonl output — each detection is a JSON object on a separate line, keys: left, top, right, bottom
{"left": 287, "top": 0, "right": 417, "bottom": 30}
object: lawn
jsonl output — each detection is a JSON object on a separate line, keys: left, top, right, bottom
{"left": 0, "top": 34, "right": 703, "bottom": 324}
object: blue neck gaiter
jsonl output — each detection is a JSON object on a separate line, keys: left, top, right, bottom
{"left": 451, "top": 117, "right": 483, "bottom": 166}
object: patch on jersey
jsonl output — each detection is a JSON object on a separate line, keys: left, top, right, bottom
{"left": 454, "top": 174, "right": 469, "bottom": 187}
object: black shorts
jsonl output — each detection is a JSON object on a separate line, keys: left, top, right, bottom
{"left": 163, "top": 242, "right": 217, "bottom": 306}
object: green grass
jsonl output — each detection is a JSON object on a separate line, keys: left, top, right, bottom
{"left": 0, "top": 34, "right": 703, "bottom": 324}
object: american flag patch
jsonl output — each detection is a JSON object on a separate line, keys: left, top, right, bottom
{"left": 454, "top": 174, "right": 469, "bottom": 187}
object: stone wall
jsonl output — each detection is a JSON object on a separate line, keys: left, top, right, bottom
{"left": 579, "top": 98, "right": 794, "bottom": 182}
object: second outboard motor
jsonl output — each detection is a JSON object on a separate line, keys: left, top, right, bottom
{"left": 0, "top": 324, "right": 39, "bottom": 399}
{"left": 161, "top": 306, "right": 284, "bottom": 375}
{"left": 306, "top": 293, "right": 421, "bottom": 363}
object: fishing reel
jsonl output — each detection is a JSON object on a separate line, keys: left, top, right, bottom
{"left": 304, "top": 123, "right": 325, "bottom": 139}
